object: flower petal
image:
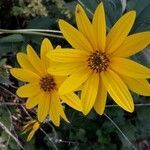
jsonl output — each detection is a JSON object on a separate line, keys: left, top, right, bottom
{"left": 27, "top": 45, "right": 45, "bottom": 75}
{"left": 40, "top": 38, "right": 53, "bottom": 69}
{"left": 101, "top": 69, "right": 134, "bottom": 112}
{"left": 59, "top": 19, "right": 93, "bottom": 52}
{"left": 49, "top": 94, "right": 60, "bottom": 126}
{"left": 81, "top": 73, "right": 99, "bottom": 115}
{"left": 92, "top": 2, "right": 106, "bottom": 52}
{"left": 121, "top": 76, "right": 150, "bottom": 96}
{"left": 112, "top": 32, "right": 150, "bottom": 57}
{"left": 110, "top": 57, "right": 150, "bottom": 78}
{"left": 27, "top": 123, "right": 39, "bottom": 142}
{"left": 59, "top": 67, "right": 91, "bottom": 95}
{"left": 60, "top": 93, "right": 82, "bottom": 111}
{"left": 26, "top": 94, "right": 39, "bottom": 109}
{"left": 76, "top": 4, "right": 97, "bottom": 50}
{"left": 10, "top": 68, "right": 40, "bottom": 82}
{"left": 47, "top": 49, "right": 88, "bottom": 62}
{"left": 106, "top": 11, "right": 136, "bottom": 54}
{"left": 16, "top": 83, "right": 40, "bottom": 98}
{"left": 17, "top": 53, "right": 37, "bottom": 73}
{"left": 48, "top": 62, "right": 84, "bottom": 76}
{"left": 38, "top": 93, "right": 50, "bottom": 122}
{"left": 49, "top": 91, "right": 69, "bottom": 126}
{"left": 94, "top": 76, "right": 107, "bottom": 115}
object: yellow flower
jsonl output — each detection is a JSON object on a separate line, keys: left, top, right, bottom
{"left": 47, "top": 3, "right": 150, "bottom": 115}
{"left": 22, "top": 120, "right": 40, "bottom": 141}
{"left": 10, "top": 38, "right": 81, "bottom": 126}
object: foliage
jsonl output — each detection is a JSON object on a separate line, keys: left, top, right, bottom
{"left": 0, "top": 0, "right": 150, "bottom": 150}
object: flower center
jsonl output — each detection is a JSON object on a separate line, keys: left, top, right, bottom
{"left": 40, "top": 75, "right": 56, "bottom": 92}
{"left": 87, "top": 51, "right": 109, "bottom": 73}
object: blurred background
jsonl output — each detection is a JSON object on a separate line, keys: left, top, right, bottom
{"left": 0, "top": 0, "right": 150, "bottom": 149}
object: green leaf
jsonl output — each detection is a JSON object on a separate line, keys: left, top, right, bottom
{"left": 127, "top": 0, "right": 150, "bottom": 33}
{"left": 27, "top": 17, "right": 55, "bottom": 29}
{"left": 127, "top": 0, "right": 150, "bottom": 15}
{"left": 0, "top": 34, "right": 24, "bottom": 43}
{"left": 103, "top": 0, "right": 123, "bottom": 27}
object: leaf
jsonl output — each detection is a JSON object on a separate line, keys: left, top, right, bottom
{"left": 78, "top": 0, "right": 123, "bottom": 28}
{"left": 27, "top": 17, "right": 55, "bottom": 29}
{"left": 103, "top": 0, "right": 123, "bottom": 27}
{"left": 131, "top": 48, "right": 150, "bottom": 67}
{"left": 127, "top": 0, "right": 150, "bottom": 33}
{"left": 127, "top": 0, "right": 150, "bottom": 15}
{"left": 0, "top": 34, "right": 24, "bottom": 43}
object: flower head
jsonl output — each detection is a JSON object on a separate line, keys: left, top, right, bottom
{"left": 10, "top": 38, "right": 81, "bottom": 126}
{"left": 47, "top": 3, "right": 150, "bottom": 115}
{"left": 22, "top": 120, "right": 40, "bottom": 141}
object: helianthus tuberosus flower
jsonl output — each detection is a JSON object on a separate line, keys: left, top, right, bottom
{"left": 47, "top": 3, "right": 150, "bottom": 115}
{"left": 10, "top": 38, "right": 81, "bottom": 126}
{"left": 22, "top": 120, "right": 40, "bottom": 141}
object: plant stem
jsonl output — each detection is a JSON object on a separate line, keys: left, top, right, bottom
{"left": 0, "top": 29, "right": 64, "bottom": 39}
{"left": 104, "top": 113, "right": 136, "bottom": 150}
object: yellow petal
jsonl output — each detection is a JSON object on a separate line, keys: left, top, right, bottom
{"left": 94, "top": 76, "right": 107, "bottom": 115}
{"left": 92, "top": 2, "right": 106, "bottom": 52}
{"left": 17, "top": 53, "right": 37, "bottom": 73}
{"left": 38, "top": 93, "right": 50, "bottom": 122}
{"left": 49, "top": 91, "right": 69, "bottom": 126}
{"left": 27, "top": 122, "right": 40, "bottom": 141}
{"left": 27, "top": 130, "right": 36, "bottom": 141}
{"left": 110, "top": 57, "right": 150, "bottom": 78}
{"left": 16, "top": 83, "right": 40, "bottom": 98}
{"left": 56, "top": 96, "right": 69, "bottom": 123}
{"left": 59, "top": 19, "right": 93, "bottom": 52}
{"left": 106, "top": 11, "right": 136, "bottom": 54}
{"left": 60, "top": 93, "right": 82, "bottom": 111}
{"left": 81, "top": 73, "right": 99, "bottom": 115}
{"left": 26, "top": 94, "right": 39, "bottom": 109}
{"left": 47, "top": 48, "right": 88, "bottom": 62}
{"left": 121, "top": 76, "right": 150, "bottom": 96}
{"left": 59, "top": 68, "right": 91, "bottom": 95}
{"left": 27, "top": 45, "right": 45, "bottom": 75}
{"left": 76, "top": 4, "right": 97, "bottom": 50}
{"left": 112, "top": 32, "right": 150, "bottom": 57}
{"left": 10, "top": 68, "right": 40, "bottom": 82}
{"left": 49, "top": 98, "right": 60, "bottom": 126}
{"left": 40, "top": 38, "right": 53, "bottom": 69}
{"left": 54, "top": 76, "right": 65, "bottom": 87}
{"left": 101, "top": 69, "right": 134, "bottom": 112}
{"left": 48, "top": 62, "right": 85, "bottom": 76}
{"left": 56, "top": 45, "right": 61, "bottom": 49}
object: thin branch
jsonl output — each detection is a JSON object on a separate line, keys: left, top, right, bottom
{"left": 78, "top": 0, "right": 93, "bottom": 15}
{"left": 11, "top": 29, "right": 62, "bottom": 34}
{"left": 0, "top": 121, "right": 25, "bottom": 150}
{"left": 0, "top": 85, "right": 18, "bottom": 98}
{"left": 0, "top": 29, "right": 64, "bottom": 39}
{"left": 0, "top": 102, "right": 24, "bottom": 106}
{"left": 104, "top": 113, "right": 136, "bottom": 150}
{"left": 1, "top": 101, "right": 150, "bottom": 108}
{"left": 20, "top": 105, "right": 58, "bottom": 150}
{"left": 106, "top": 103, "right": 150, "bottom": 108}
{"left": 40, "top": 128, "right": 58, "bottom": 150}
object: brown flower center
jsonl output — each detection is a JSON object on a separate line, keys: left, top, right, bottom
{"left": 87, "top": 51, "right": 109, "bottom": 73}
{"left": 40, "top": 75, "right": 56, "bottom": 92}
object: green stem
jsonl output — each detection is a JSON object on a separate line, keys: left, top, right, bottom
{"left": 104, "top": 113, "right": 136, "bottom": 150}
{"left": 0, "top": 29, "right": 64, "bottom": 39}
{"left": 10, "top": 29, "right": 62, "bottom": 34}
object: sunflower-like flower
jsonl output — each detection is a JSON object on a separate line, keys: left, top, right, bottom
{"left": 10, "top": 38, "right": 81, "bottom": 126}
{"left": 47, "top": 3, "right": 150, "bottom": 115}
{"left": 22, "top": 120, "right": 40, "bottom": 141}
